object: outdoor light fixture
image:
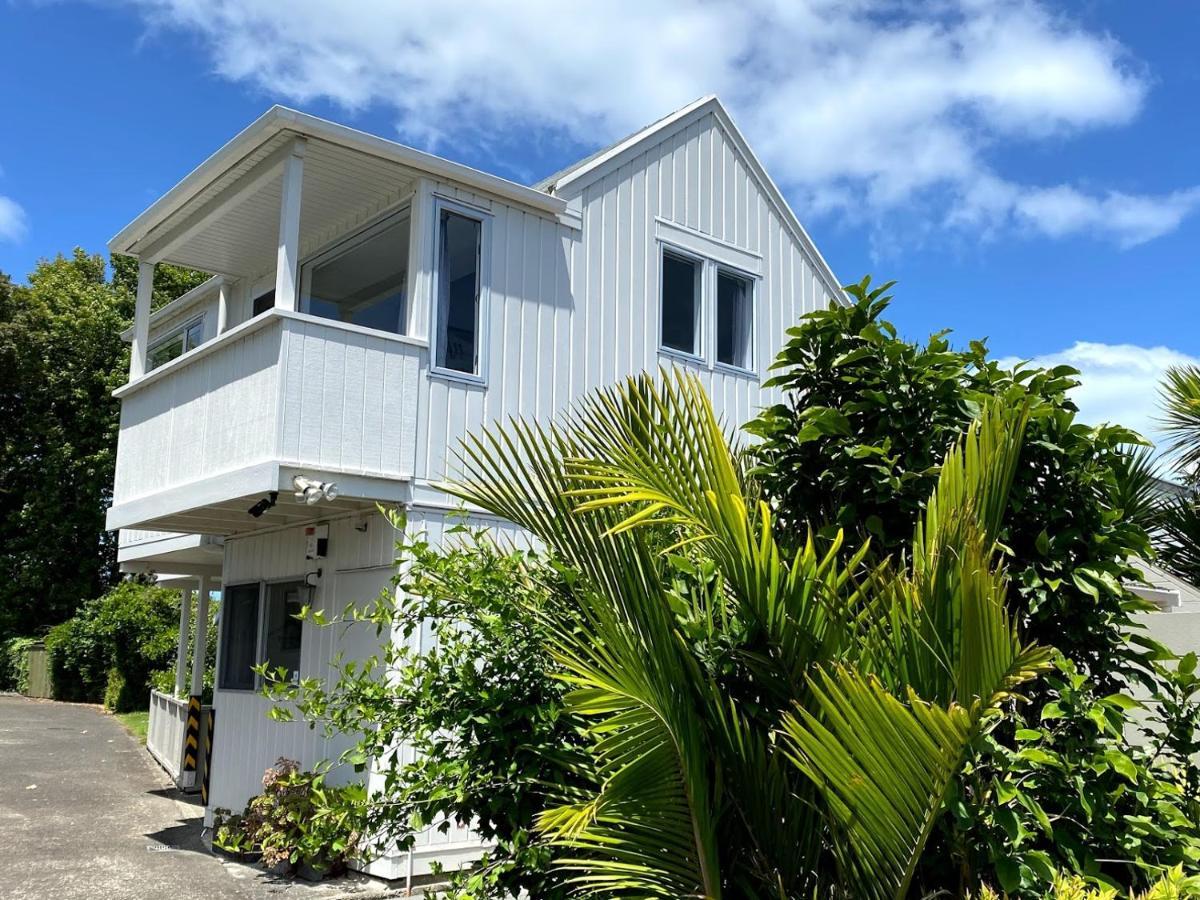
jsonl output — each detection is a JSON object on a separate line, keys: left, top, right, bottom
{"left": 248, "top": 491, "right": 278, "bottom": 518}
{"left": 293, "top": 475, "right": 340, "bottom": 505}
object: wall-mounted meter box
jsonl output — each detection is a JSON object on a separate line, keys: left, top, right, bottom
{"left": 305, "top": 524, "right": 329, "bottom": 560}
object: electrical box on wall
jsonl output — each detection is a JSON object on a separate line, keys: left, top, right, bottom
{"left": 305, "top": 524, "right": 329, "bottom": 560}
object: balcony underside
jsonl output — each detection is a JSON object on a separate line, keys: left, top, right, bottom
{"left": 107, "top": 459, "right": 410, "bottom": 536}
{"left": 119, "top": 531, "right": 225, "bottom": 579}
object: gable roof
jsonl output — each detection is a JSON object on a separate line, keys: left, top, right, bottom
{"left": 534, "top": 96, "right": 843, "bottom": 303}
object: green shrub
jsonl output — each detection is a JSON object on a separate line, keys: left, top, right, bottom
{"left": 45, "top": 581, "right": 180, "bottom": 709}
{"left": 262, "top": 523, "right": 578, "bottom": 899}
{"left": 747, "top": 278, "right": 1198, "bottom": 894}
{"left": 213, "top": 757, "right": 364, "bottom": 877}
{"left": 0, "top": 637, "right": 38, "bottom": 693}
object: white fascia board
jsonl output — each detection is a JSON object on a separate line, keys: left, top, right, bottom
{"left": 109, "top": 106, "right": 567, "bottom": 256}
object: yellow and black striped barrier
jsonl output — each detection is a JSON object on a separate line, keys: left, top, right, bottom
{"left": 201, "top": 709, "right": 215, "bottom": 806}
{"left": 180, "top": 695, "right": 201, "bottom": 788}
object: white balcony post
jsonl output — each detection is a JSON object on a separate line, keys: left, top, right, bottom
{"left": 216, "top": 280, "right": 231, "bottom": 334}
{"left": 174, "top": 587, "right": 193, "bottom": 698}
{"left": 129, "top": 259, "right": 154, "bottom": 378}
{"left": 191, "top": 576, "right": 211, "bottom": 697}
{"left": 274, "top": 139, "right": 306, "bottom": 312}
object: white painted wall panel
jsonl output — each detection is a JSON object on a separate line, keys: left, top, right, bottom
{"left": 404, "top": 113, "right": 832, "bottom": 487}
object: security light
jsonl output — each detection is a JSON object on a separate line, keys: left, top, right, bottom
{"left": 293, "top": 475, "right": 340, "bottom": 505}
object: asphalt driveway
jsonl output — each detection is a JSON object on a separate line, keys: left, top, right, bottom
{"left": 0, "top": 695, "right": 399, "bottom": 900}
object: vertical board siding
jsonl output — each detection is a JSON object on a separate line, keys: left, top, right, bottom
{"left": 277, "top": 318, "right": 421, "bottom": 476}
{"left": 409, "top": 111, "right": 831, "bottom": 485}
{"left": 115, "top": 316, "right": 422, "bottom": 510}
{"left": 114, "top": 322, "right": 282, "bottom": 503}
{"left": 209, "top": 511, "right": 402, "bottom": 815}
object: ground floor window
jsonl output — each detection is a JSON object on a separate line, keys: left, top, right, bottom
{"left": 217, "top": 580, "right": 306, "bottom": 690}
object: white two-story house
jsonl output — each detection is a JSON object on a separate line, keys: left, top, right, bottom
{"left": 106, "top": 95, "right": 842, "bottom": 880}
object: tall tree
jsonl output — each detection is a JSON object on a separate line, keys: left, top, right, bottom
{"left": 0, "top": 250, "right": 206, "bottom": 640}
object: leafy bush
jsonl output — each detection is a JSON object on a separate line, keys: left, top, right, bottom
{"left": 748, "top": 277, "right": 1152, "bottom": 686}
{"left": 0, "top": 636, "right": 38, "bottom": 692}
{"left": 45, "top": 581, "right": 180, "bottom": 709}
{"left": 263, "top": 523, "right": 579, "bottom": 899}
{"left": 213, "top": 757, "right": 364, "bottom": 878}
{"left": 975, "top": 865, "right": 1200, "bottom": 899}
{"left": 747, "top": 278, "right": 1198, "bottom": 894}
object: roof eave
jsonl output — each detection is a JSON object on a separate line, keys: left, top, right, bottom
{"left": 109, "top": 106, "right": 566, "bottom": 257}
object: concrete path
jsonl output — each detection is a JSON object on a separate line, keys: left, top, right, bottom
{"left": 0, "top": 695, "right": 401, "bottom": 900}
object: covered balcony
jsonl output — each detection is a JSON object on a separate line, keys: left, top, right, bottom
{"left": 106, "top": 308, "right": 423, "bottom": 534}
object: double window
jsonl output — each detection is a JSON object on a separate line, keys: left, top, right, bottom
{"left": 218, "top": 581, "right": 306, "bottom": 691}
{"left": 659, "top": 246, "right": 755, "bottom": 371}
{"left": 147, "top": 317, "right": 204, "bottom": 371}
{"left": 301, "top": 213, "right": 410, "bottom": 335}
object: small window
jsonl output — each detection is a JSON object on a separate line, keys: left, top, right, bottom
{"left": 146, "top": 317, "right": 204, "bottom": 371}
{"left": 716, "top": 270, "right": 752, "bottom": 369}
{"left": 261, "top": 581, "right": 305, "bottom": 682}
{"left": 252, "top": 290, "right": 275, "bottom": 317}
{"left": 436, "top": 209, "right": 483, "bottom": 374}
{"left": 218, "top": 583, "right": 260, "bottom": 691}
{"left": 302, "top": 216, "right": 410, "bottom": 334}
{"left": 660, "top": 251, "right": 700, "bottom": 356}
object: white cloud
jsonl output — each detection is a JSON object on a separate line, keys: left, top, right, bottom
{"left": 1000, "top": 342, "right": 1200, "bottom": 449}
{"left": 0, "top": 195, "right": 27, "bottom": 243}
{"left": 115, "top": 0, "right": 1198, "bottom": 246}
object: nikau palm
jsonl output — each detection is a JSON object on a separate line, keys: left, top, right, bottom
{"left": 448, "top": 370, "right": 1054, "bottom": 898}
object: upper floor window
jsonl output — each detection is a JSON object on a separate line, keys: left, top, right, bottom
{"left": 435, "top": 207, "right": 484, "bottom": 375}
{"left": 716, "top": 269, "right": 753, "bottom": 370}
{"left": 660, "top": 250, "right": 701, "bottom": 357}
{"left": 147, "top": 317, "right": 204, "bottom": 371}
{"left": 301, "top": 213, "right": 410, "bottom": 334}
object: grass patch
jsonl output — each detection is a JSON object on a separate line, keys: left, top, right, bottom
{"left": 114, "top": 710, "right": 149, "bottom": 744}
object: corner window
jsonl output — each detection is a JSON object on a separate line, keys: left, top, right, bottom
{"left": 218, "top": 583, "right": 260, "bottom": 691}
{"left": 301, "top": 214, "right": 410, "bottom": 334}
{"left": 147, "top": 317, "right": 204, "bottom": 371}
{"left": 435, "top": 208, "right": 483, "bottom": 374}
{"left": 660, "top": 250, "right": 701, "bottom": 356}
{"left": 716, "top": 270, "right": 752, "bottom": 369}
{"left": 217, "top": 580, "right": 306, "bottom": 691}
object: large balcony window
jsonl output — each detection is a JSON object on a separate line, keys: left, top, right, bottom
{"left": 300, "top": 212, "right": 410, "bottom": 335}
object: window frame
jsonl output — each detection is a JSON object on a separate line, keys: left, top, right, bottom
{"left": 712, "top": 264, "right": 756, "bottom": 375}
{"left": 146, "top": 315, "right": 205, "bottom": 372}
{"left": 657, "top": 243, "right": 705, "bottom": 363}
{"left": 298, "top": 206, "right": 413, "bottom": 337}
{"left": 216, "top": 581, "right": 264, "bottom": 693}
{"left": 430, "top": 196, "right": 491, "bottom": 385}
{"left": 216, "top": 578, "right": 308, "bottom": 692}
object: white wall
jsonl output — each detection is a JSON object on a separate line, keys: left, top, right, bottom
{"left": 407, "top": 109, "right": 833, "bottom": 488}
{"left": 207, "top": 510, "right": 400, "bottom": 816}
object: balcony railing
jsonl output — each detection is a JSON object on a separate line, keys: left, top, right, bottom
{"left": 107, "top": 309, "right": 426, "bottom": 534}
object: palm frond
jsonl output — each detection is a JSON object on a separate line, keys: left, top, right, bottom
{"left": 780, "top": 398, "right": 1054, "bottom": 900}
{"left": 1157, "top": 492, "right": 1200, "bottom": 587}
{"left": 1160, "top": 364, "right": 1200, "bottom": 475}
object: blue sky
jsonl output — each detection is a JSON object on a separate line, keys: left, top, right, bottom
{"left": 1, "top": 0, "right": 1197, "bottom": 444}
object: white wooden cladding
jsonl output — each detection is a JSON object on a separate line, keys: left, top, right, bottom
{"left": 112, "top": 313, "right": 423, "bottom": 506}
{"left": 208, "top": 511, "right": 400, "bottom": 815}
{"left": 208, "top": 507, "right": 506, "bottom": 856}
{"left": 414, "top": 110, "right": 831, "bottom": 485}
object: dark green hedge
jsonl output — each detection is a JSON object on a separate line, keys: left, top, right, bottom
{"left": 45, "top": 581, "right": 180, "bottom": 711}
